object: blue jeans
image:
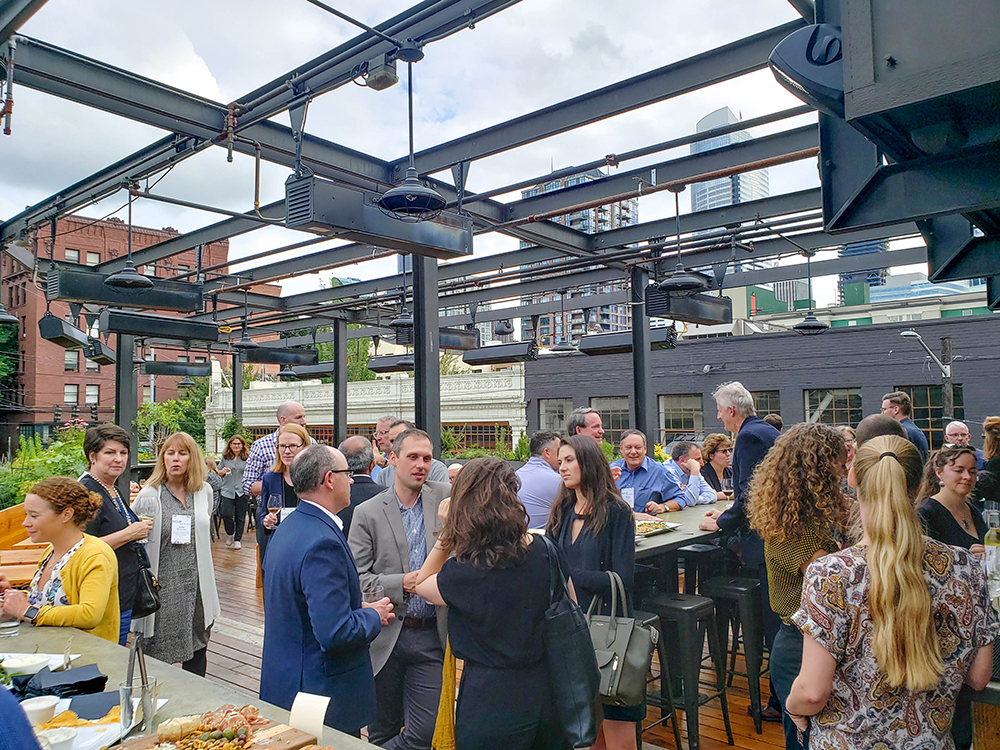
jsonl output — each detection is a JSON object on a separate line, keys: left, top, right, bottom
{"left": 119, "top": 609, "right": 133, "bottom": 646}
{"left": 770, "top": 622, "right": 807, "bottom": 750}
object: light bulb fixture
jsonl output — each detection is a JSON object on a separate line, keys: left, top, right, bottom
{"left": 793, "top": 250, "right": 828, "bottom": 336}
{"left": 178, "top": 376, "right": 196, "bottom": 389}
{"left": 378, "top": 62, "right": 446, "bottom": 222}
{"left": 548, "top": 288, "right": 577, "bottom": 352}
{"left": 231, "top": 282, "right": 259, "bottom": 349}
{"left": 658, "top": 185, "right": 708, "bottom": 295}
{"left": 389, "top": 253, "right": 415, "bottom": 335}
{"left": 105, "top": 183, "right": 154, "bottom": 290}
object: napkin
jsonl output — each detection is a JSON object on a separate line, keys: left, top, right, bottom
{"left": 69, "top": 691, "right": 120, "bottom": 720}
{"left": 13, "top": 664, "right": 108, "bottom": 699}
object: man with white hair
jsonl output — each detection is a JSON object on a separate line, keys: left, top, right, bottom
{"left": 945, "top": 420, "right": 986, "bottom": 471}
{"left": 699, "top": 380, "right": 783, "bottom": 722}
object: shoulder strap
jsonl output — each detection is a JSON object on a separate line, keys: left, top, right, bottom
{"left": 538, "top": 534, "right": 568, "bottom": 605}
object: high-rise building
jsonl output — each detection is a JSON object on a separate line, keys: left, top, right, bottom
{"left": 837, "top": 240, "right": 888, "bottom": 304}
{"left": 690, "top": 107, "right": 769, "bottom": 213}
{"left": 519, "top": 169, "right": 638, "bottom": 346}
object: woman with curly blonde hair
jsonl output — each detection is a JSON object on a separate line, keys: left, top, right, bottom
{"left": 747, "top": 422, "right": 850, "bottom": 750}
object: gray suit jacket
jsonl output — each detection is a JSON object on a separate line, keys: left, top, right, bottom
{"left": 348, "top": 480, "right": 450, "bottom": 675}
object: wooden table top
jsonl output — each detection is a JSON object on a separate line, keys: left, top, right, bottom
{"left": 0, "top": 548, "right": 45, "bottom": 565}
{"left": 0, "top": 562, "right": 38, "bottom": 586}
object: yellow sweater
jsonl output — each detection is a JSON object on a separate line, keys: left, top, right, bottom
{"left": 34, "top": 534, "right": 121, "bottom": 643}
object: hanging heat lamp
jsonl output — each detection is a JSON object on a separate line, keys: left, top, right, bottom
{"left": 658, "top": 185, "right": 709, "bottom": 295}
{"left": 793, "top": 250, "right": 829, "bottom": 336}
{"left": 105, "top": 183, "right": 154, "bottom": 290}
{"left": 549, "top": 289, "right": 576, "bottom": 353}
{"left": 231, "top": 284, "right": 259, "bottom": 349}
{"left": 377, "top": 48, "right": 446, "bottom": 223}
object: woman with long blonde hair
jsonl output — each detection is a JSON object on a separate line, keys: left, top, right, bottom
{"left": 132, "top": 431, "right": 221, "bottom": 675}
{"left": 747, "top": 422, "right": 850, "bottom": 750}
{"left": 786, "top": 436, "right": 998, "bottom": 749}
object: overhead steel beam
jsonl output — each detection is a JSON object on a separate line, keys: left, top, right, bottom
{"left": 506, "top": 125, "right": 818, "bottom": 221}
{"left": 0, "top": 0, "right": 47, "bottom": 45}
{"left": 785, "top": 0, "right": 815, "bottom": 21}
{"left": 725, "top": 246, "right": 928, "bottom": 288}
{"left": 394, "top": 19, "right": 807, "bottom": 177}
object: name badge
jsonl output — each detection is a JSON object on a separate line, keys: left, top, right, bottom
{"left": 621, "top": 487, "right": 635, "bottom": 507}
{"left": 280, "top": 507, "right": 295, "bottom": 522}
{"left": 171, "top": 514, "right": 192, "bottom": 545}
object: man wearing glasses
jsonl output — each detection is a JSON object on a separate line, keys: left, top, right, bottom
{"left": 945, "top": 420, "right": 987, "bottom": 471}
{"left": 370, "top": 415, "right": 397, "bottom": 482}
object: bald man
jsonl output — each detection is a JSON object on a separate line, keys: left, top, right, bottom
{"left": 243, "top": 401, "right": 309, "bottom": 498}
{"left": 945, "top": 420, "right": 986, "bottom": 471}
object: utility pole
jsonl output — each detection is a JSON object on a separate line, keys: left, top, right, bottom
{"left": 941, "top": 337, "right": 953, "bottom": 420}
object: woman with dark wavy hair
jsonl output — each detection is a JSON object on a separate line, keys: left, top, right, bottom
{"left": 547, "top": 434, "right": 639, "bottom": 750}
{"left": 974, "top": 416, "right": 1000, "bottom": 504}
{"left": 747, "top": 422, "right": 850, "bottom": 750}
{"left": 414, "top": 456, "right": 569, "bottom": 750}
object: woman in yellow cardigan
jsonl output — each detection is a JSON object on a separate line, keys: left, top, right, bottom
{"left": 0, "top": 476, "right": 120, "bottom": 642}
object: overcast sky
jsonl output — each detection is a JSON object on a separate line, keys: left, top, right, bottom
{"left": 2, "top": 0, "right": 907, "bottom": 307}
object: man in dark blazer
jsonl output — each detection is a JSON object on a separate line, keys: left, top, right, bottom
{"left": 338, "top": 435, "right": 384, "bottom": 537}
{"left": 260, "top": 445, "right": 394, "bottom": 736}
{"left": 699, "top": 380, "right": 782, "bottom": 720}
{"left": 349, "top": 428, "right": 449, "bottom": 750}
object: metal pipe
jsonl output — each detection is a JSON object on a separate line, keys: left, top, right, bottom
{"left": 132, "top": 186, "right": 284, "bottom": 225}
{"left": 304, "top": 0, "right": 402, "bottom": 50}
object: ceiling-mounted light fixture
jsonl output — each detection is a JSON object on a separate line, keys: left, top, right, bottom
{"left": 548, "top": 289, "right": 577, "bottom": 353}
{"left": 793, "top": 250, "right": 829, "bottom": 336}
{"left": 378, "top": 58, "right": 446, "bottom": 222}
{"left": 178, "top": 376, "right": 196, "bottom": 389}
{"left": 105, "top": 182, "right": 154, "bottom": 290}
{"left": 231, "top": 282, "right": 259, "bottom": 349}
{"left": 659, "top": 185, "right": 709, "bottom": 295}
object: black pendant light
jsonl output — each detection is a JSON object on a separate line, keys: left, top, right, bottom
{"left": 105, "top": 183, "right": 154, "bottom": 290}
{"left": 378, "top": 60, "right": 446, "bottom": 222}
{"left": 389, "top": 255, "right": 415, "bottom": 330}
{"left": 0, "top": 249, "right": 19, "bottom": 325}
{"left": 231, "top": 284, "right": 259, "bottom": 349}
{"left": 659, "top": 185, "right": 708, "bottom": 295}
{"left": 793, "top": 250, "right": 829, "bottom": 336}
{"left": 549, "top": 289, "right": 576, "bottom": 352}
{"left": 178, "top": 376, "right": 196, "bottom": 389}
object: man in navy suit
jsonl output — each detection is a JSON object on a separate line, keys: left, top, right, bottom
{"left": 699, "top": 380, "right": 782, "bottom": 721}
{"left": 260, "top": 444, "right": 394, "bottom": 736}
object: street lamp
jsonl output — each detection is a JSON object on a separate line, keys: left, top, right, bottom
{"left": 900, "top": 330, "right": 954, "bottom": 419}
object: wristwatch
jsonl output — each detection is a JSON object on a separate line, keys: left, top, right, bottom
{"left": 23, "top": 605, "right": 40, "bottom": 624}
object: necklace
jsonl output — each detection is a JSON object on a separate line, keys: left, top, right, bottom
{"left": 85, "top": 471, "right": 120, "bottom": 499}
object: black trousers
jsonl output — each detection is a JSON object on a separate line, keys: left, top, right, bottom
{"left": 182, "top": 647, "right": 208, "bottom": 677}
{"left": 221, "top": 494, "right": 249, "bottom": 539}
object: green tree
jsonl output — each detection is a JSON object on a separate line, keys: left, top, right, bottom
{"left": 439, "top": 352, "right": 463, "bottom": 376}
{"left": 176, "top": 377, "right": 209, "bottom": 448}
{"left": 0, "top": 322, "right": 19, "bottom": 410}
{"left": 221, "top": 416, "right": 247, "bottom": 443}
{"left": 134, "top": 401, "right": 186, "bottom": 455}
{"left": 315, "top": 324, "right": 377, "bottom": 382}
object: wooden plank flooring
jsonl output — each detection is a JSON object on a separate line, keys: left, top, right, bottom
{"left": 205, "top": 536, "right": 784, "bottom": 749}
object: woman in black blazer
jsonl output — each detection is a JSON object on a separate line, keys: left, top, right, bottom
{"left": 547, "top": 434, "right": 640, "bottom": 750}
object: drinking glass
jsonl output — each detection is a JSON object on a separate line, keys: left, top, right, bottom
{"left": 119, "top": 677, "right": 157, "bottom": 738}
{"left": 363, "top": 585, "right": 385, "bottom": 604}
{"left": 131, "top": 495, "right": 158, "bottom": 544}
{"left": 721, "top": 476, "right": 734, "bottom": 501}
{"left": 267, "top": 494, "right": 283, "bottom": 524}
{"left": 0, "top": 604, "right": 19, "bottom": 637}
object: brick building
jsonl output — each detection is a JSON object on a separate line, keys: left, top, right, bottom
{"left": 2, "top": 216, "right": 230, "bottom": 448}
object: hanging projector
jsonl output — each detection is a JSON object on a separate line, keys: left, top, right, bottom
{"left": 284, "top": 174, "right": 473, "bottom": 259}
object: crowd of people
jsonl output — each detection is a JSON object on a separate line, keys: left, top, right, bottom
{"left": 3, "top": 387, "right": 1000, "bottom": 750}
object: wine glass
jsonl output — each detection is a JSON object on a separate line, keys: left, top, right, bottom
{"left": 721, "top": 476, "right": 734, "bottom": 502}
{"left": 131, "top": 495, "right": 158, "bottom": 544}
{"left": 267, "top": 494, "right": 283, "bottom": 524}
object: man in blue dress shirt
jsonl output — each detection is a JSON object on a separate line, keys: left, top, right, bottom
{"left": 611, "top": 429, "right": 685, "bottom": 513}
{"left": 663, "top": 441, "right": 718, "bottom": 507}
{"left": 516, "top": 430, "right": 564, "bottom": 528}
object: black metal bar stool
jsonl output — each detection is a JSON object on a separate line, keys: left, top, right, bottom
{"left": 643, "top": 593, "right": 734, "bottom": 750}
{"left": 676, "top": 543, "right": 725, "bottom": 595}
{"left": 698, "top": 576, "right": 765, "bottom": 733}
{"left": 633, "top": 610, "right": 682, "bottom": 750}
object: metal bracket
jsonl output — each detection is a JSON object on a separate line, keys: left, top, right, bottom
{"left": 289, "top": 99, "right": 312, "bottom": 177}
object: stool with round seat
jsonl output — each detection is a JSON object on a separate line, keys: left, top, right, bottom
{"left": 698, "top": 575, "right": 765, "bottom": 733}
{"left": 632, "top": 609, "right": 682, "bottom": 750}
{"left": 676, "top": 543, "right": 726, "bottom": 595}
{"left": 643, "top": 592, "right": 734, "bottom": 750}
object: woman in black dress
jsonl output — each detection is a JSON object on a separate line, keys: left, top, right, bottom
{"left": 414, "top": 456, "right": 568, "bottom": 750}
{"left": 547, "top": 434, "right": 639, "bottom": 750}
{"left": 80, "top": 423, "right": 153, "bottom": 644}
{"left": 917, "top": 443, "right": 985, "bottom": 750}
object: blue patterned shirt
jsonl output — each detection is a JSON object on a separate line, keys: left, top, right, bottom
{"left": 398, "top": 492, "right": 436, "bottom": 618}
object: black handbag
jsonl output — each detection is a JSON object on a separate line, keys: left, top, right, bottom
{"left": 586, "top": 571, "right": 657, "bottom": 708}
{"left": 132, "top": 544, "right": 161, "bottom": 619}
{"left": 539, "top": 535, "right": 601, "bottom": 748}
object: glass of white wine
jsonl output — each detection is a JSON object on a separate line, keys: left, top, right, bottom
{"left": 131, "top": 495, "right": 158, "bottom": 544}
{"left": 267, "top": 494, "right": 283, "bottom": 524}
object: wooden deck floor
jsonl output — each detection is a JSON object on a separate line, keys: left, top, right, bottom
{"left": 205, "top": 535, "right": 784, "bottom": 750}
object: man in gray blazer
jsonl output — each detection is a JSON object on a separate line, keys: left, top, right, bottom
{"left": 348, "top": 428, "right": 448, "bottom": 750}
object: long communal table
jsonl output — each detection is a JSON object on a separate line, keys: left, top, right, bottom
{"left": 635, "top": 503, "right": 725, "bottom": 560}
{"left": 7, "top": 625, "right": 370, "bottom": 750}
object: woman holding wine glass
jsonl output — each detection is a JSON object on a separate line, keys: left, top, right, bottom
{"left": 257, "top": 424, "right": 309, "bottom": 570}
{"left": 80, "top": 423, "right": 153, "bottom": 644}
{"left": 701, "top": 433, "right": 734, "bottom": 502}
{"left": 131, "top": 432, "right": 220, "bottom": 675}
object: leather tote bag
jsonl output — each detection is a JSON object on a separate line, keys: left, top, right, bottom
{"left": 539, "top": 535, "right": 600, "bottom": 748}
{"left": 132, "top": 544, "right": 161, "bottom": 619}
{"left": 586, "top": 571, "right": 657, "bottom": 707}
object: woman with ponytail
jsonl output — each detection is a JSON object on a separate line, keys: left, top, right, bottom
{"left": 785, "top": 436, "right": 998, "bottom": 750}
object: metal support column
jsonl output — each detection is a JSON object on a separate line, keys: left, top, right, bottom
{"left": 114, "top": 333, "right": 137, "bottom": 493}
{"left": 413, "top": 255, "right": 441, "bottom": 457}
{"left": 332, "top": 318, "right": 348, "bottom": 446}
{"left": 941, "top": 337, "right": 954, "bottom": 420}
{"left": 630, "top": 267, "right": 657, "bottom": 442}
{"left": 232, "top": 351, "right": 242, "bottom": 419}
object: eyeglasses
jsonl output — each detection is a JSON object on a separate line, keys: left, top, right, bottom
{"left": 374, "top": 429, "right": 390, "bottom": 437}
{"left": 716, "top": 448, "right": 733, "bottom": 454}
{"left": 326, "top": 469, "right": 354, "bottom": 478}
{"left": 278, "top": 443, "right": 304, "bottom": 451}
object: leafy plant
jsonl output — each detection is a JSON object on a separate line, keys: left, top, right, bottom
{"left": 221, "top": 416, "right": 248, "bottom": 443}
{"left": 440, "top": 426, "right": 460, "bottom": 456}
{"left": 0, "top": 424, "right": 89, "bottom": 508}
{"left": 134, "top": 401, "right": 186, "bottom": 455}
{"left": 600, "top": 439, "right": 616, "bottom": 462}
{"left": 513, "top": 433, "right": 530, "bottom": 462}
{"left": 652, "top": 443, "right": 667, "bottom": 462}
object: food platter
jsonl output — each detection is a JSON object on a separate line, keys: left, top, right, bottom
{"left": 117, "top": 704, "right": 317, "bottom": 750}
{"left": 41, "top": 696, "right": 168, "bottom": 750}
{"left": 635, "top": 520, "right": 681, "bottom": 540}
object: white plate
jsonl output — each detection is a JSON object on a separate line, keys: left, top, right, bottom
{"left": 50, "top": 697, "right": 168, "bottom": 750}
{"left": 0, "top": 653, "right": 81, "bottom": 673}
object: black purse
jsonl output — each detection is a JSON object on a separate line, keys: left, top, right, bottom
{"left": 538, "top": 535, "right": 601, "bottom": 748}
{"left": 132, "top": 542, "right": 160, "bottom": 619}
